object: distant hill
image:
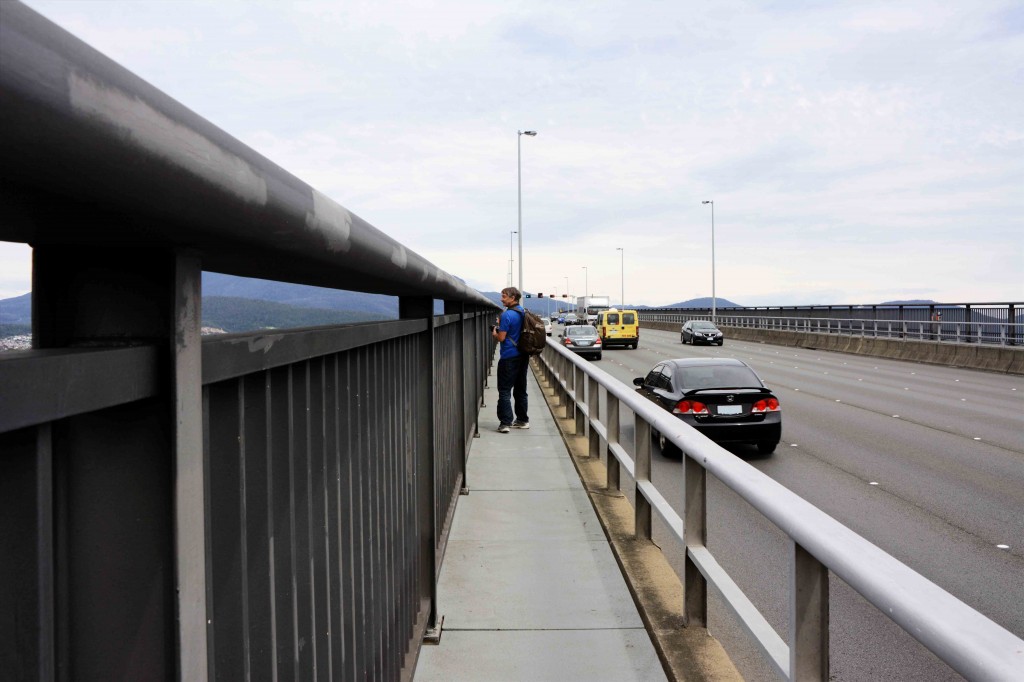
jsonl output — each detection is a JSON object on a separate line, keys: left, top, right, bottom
{"left": 657, "top": 297, "right": 742, "bottom": 309}
{"left": 203, "top": 296, "right": 391, "bottom": 332}
{"left": 203, "top": 272, "right": 401, "bottom": 317}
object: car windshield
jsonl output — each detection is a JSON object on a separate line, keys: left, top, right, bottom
{"left": 693, "top": 322, "right": 718, "bottom": 330}
{"left": 566, "top": 326, "right": 597, "bottom": 338}
{"left": 676, "top": 365, "right": 760, "bottom": 389}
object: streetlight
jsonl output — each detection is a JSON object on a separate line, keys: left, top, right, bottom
{"left": 564, "top": 276, "right": 570, "bottom": 313}
{"left": 508, "top": 230, "right": 517, "bottom": 287}
{"left": 702, "top": 200, "right": 716, "bottom": 323}
{"left": 616, "top": 247, "right": 624, "bottom": 307}
{"left": 517, "top": 130, "right": 537, "bottom": 294}
{"left": 581, "top": 266, "right": 588, "bottom": 298}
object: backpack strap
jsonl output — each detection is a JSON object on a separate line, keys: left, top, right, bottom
{"left": 509, "top": 307, "right": 525, "bottom": 347}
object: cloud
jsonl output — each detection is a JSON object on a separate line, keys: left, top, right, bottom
{"left": 14, "top": 0, "right": 1024, "bottom": 306}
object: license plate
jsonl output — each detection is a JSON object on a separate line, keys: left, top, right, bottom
{"left": 577, "top": 341, "right": 592, "bottom": 346}
{"left": 717, "top": 405, "right": 742, "bottom": 415}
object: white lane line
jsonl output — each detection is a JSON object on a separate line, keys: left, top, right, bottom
{"left": 892, "top": 415, "right": 900, "bottom": 418}
{"left": 869, "top": 481, "right": 879, "bottom": 486}
{"left": 997, "top": 544, "right": 1010, "bottom": 550}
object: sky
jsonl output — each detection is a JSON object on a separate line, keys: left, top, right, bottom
{"left": 3, "top": 0, "right": 1022, "bottom": 306}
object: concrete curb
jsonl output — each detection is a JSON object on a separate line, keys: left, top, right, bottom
{"left": 532, "top": 360, "right": 743, "bottom": 682}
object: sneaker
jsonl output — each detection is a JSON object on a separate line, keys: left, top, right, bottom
{"left": 512, "top": 421, "right": 530, "bottom": 429}
{"left": 497, "top": 424, "right": 511, "bottom": 433}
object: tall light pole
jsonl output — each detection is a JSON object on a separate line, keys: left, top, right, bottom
{"left": 508, "top": 230, "right": 517, "bottom": 287}
{"left": 517, "top": 130, "right": 537, "bottom": 294}
{"left": 581, "top": 266, "right": 588, "bottom": 298}
{"left": 564, "top": 276, "right": 570, "bottom": 311}
{"left": 616, "top": 247, "right": 624, "bottom": 307}
{"left": 702, "top": 200, "right": 716, "bottom": 323}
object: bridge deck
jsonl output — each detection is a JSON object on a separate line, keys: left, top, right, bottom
{"left": 415, "top": 359, "right": 667, "bottom": 681}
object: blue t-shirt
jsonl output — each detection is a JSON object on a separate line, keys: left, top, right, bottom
{"left": 498, "top": 306, "right": 524, "bottom": 359}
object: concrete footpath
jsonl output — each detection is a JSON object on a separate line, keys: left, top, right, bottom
{"left": 414, "top": 357, "right": 668, "bottom": 682}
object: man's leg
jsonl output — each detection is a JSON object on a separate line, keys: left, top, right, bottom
{"left": 512, "top": 354, "right": 529, "bottom": 426}
{"left": 496, "top": 357, "right": 515, "bottom": 430}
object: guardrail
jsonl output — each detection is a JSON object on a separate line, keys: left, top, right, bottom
{"left": 640, "top": 303, "right": 1023, "bottom": 347}
{"left": 0, "top": 3, "right": 498, "bottom": 679}
{"left": 536, "top": 341, "right": 1024, "bottom": 680}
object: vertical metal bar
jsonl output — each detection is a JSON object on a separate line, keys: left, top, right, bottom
{"left": 587, "top": 375, "right": 600, "bottom": 458}
{"left": 790, "top": 542, "right": 829, "bottom": 681}
{"left": 606, "top": 397, "right": 621, "bottom": 491}
{"left": 683, "top": 453, "right": 707, "bottom": 627}
{"left": 574, "top": 365, "right": 586, "bottom": 435}
{"left": 37, "top": 424, "right": 55, "bottom": 682}
{"left": 634, "top": 420, "right": 652, "bottom": 541}
{"left": 564, "top": 355, "right": 574, "bottom": 421}
{"left": 173, "top": 253, "right": 210, "bottom": 681}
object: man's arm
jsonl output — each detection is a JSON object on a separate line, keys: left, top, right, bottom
{"left": 492, "top": 326, "right": 507, "bottom": 342}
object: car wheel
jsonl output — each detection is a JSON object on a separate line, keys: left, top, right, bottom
{"left": 680, "top": 333, "right": 686, "bottom": 344}
{"left": 757, "top": 441, "right": 777, "bottom": 455}
{"left": 717, "top": 340, "right": 724, "bottom": 346}
{"left": 595, "top": 353, "right": 602, "bottom": 361}
{"left": 658, "top": 432, "right": 681, "bottom": 458}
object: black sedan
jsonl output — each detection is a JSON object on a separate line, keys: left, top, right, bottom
{"left": 681, "top": 320, "right": 724, "bottom": 345}
{"left": 560, "top": 325, "right": 602, "bottom": 360}
{"left": 633, "top": 358, "right": 780, "bottom": 456}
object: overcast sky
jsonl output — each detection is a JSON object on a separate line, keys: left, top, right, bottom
{"left": 3, "top": 0, "right": 1022, "bottom": 306}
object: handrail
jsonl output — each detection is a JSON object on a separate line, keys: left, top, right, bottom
{"left": 539, "top": 339, "right": 1024, "bottom": 680}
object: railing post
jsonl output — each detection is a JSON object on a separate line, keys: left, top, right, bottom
{"left": 574, "top": 364, "right": 586, "bottom": 436}
{"left": 790, "top": 542, "right": 829, "bottom": 681}
{"left": 683, "top": 453, "right": 707, "bottom": 627}
{"left": 633, "top": 420, "right": 652, "bottom": 541}
{"left": 564, "top": 356, "right": 575, "bottom": 421}
{"left": 587, "top": 375, "right": 600, "bottom": 458}
{"left": 446, "top": 302, "right": 469, "bottom": 495}
{"left": 30, "top": 246, "right": 194, "bottom": 679}
{"left": 605, "top": 396, "right": 620, "bottom": 491}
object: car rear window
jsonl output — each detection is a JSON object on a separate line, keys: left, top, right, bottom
{"left": 677, "top": 365, "right": 760, "bottom": 389}
{"left": 606, "top": 313, "right": 619, "bottom": 324}
{"left": 567, "top": 326, "right": 597, "bottom": 338}
{"left": 623, "top": 313, "right": 635, "bottom": 324}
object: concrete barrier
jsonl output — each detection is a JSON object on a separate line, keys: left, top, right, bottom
{"left": 641, "top": 322, "right": 1024, "bottom": 375}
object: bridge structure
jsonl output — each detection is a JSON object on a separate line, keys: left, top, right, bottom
{"left": 2, "top": 4, "right": 1023, "bottom": 680}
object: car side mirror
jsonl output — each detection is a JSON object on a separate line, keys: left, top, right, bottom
{"left": 632, "top": 377, "right": 644, "bottom": 386}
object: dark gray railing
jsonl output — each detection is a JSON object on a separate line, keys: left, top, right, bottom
{"left": 537, "top": 341, "right": 1024, "bottom": 681}
{"left": 640, "top": 303, "right": 1023, "bottom": 346}
{"left": 0, "top": 3, "right": 497, "bottom": 680}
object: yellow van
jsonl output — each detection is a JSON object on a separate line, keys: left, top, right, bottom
{"left": 596, "top": 308, "right": 639, "bottom": 349}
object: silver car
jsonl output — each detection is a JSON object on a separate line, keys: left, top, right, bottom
{"left": 541, "top": 316, "right": 553, "bottom": 336}
{"left": 560, "top": 325, "right": 602, "bottom": 360}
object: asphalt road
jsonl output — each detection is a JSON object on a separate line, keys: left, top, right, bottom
{"left": 552, "top": 324, "right": 1024, "bottom": 681}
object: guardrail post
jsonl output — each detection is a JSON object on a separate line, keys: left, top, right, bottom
{"left": 683, "top": 453, "right": 707, "bottom": 627}
{"left": 633, "top": 420, "right": 652, "bottom": 541}
{"left": 574, "top": 365, "right": 586, "bottom": 436}
{"left": 605, "top": 397, "right": 620, "bottom": 491}
{"left": 29, "top": 246, "right": 198, "bottom": 678}
{"left": 790, "top": 542, "right": 829, "bottom": 681}
{"left": 587, "top": 375, "right": 600, "bottom": 458}
{"left": 564, "top": 356, "right": 575, "bottom": 421}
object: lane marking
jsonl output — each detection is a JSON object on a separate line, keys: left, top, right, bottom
{"left": 869, "top": 481, "right": 879, "bottom": 486}
{"left": 997, "top": 544, "right": 1010, "bottom": 550}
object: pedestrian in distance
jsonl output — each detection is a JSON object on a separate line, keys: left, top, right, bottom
{"left": 491, "top": 286, "right": 530, "bottom": 433}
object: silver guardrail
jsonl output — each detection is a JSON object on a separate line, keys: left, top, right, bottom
{"left": 537, "top": 340, "right": 1024, "bottom": 681}
{"left": 640, "top": 306, "right": 1023, "bottom": 347}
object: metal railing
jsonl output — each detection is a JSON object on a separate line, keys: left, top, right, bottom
{"left": 640, "top": 303, "right": 1023, "bottom": 346}
{"left": 0, "top": 3, "right": 498, "bottom": 679}
{"left": 536, "top": 341, "right": 1024, "bottom": 681}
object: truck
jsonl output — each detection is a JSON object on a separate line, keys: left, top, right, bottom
{"left": 576, "top": 296, "right": 611, "bottom": 325}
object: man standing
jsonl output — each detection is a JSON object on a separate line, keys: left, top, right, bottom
{"left": 491, "top": 287, "right": 530, "bottom": 433}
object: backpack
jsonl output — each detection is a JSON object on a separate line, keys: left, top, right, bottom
{"left": 512, "top": 307, "right": 547, "bottom": 356}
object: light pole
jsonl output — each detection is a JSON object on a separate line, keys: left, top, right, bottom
{"left": 702, "top": 200, "right": 716, "bottom": 323}
{"left": 508, "top": 230, "right": 517, "bottom": 287}
{"left": 581, "top": 266, "right": 588, "bottom": 298}
{"left": 616, "top": 247, "right": 624, "bottom": 307}
{"left": 517, "top": 130, "right": 537, "bottom": 294}
{"left": 564, "top": 276, "right": 570, "bottom": 312}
